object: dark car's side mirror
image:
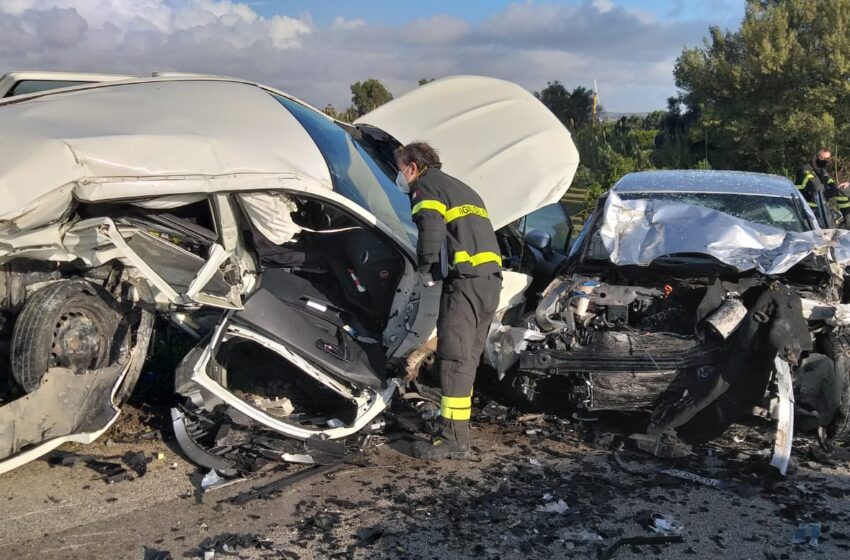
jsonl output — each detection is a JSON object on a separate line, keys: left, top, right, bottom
{"left": 526, "top": 229, "right": 553, "bottom": 259}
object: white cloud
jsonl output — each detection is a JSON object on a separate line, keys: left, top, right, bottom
{"left": 592, "top": 0, "right": 614, "bottom": 13}
{"left": 331, "top": 16, "right": 365, "bottom": 31}
{"left": 0, "top": 0, "right": 715, "bottom": 112}
{"left": 267, "top": 14, "right": 311, "bottom": 49}
{"left": 0, "top": 0, "right": 310, "bottom": 52}
{"left": 402, "top": 14, "right": 470, "bottom": 45}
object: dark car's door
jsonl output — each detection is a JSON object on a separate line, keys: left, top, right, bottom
{"left": 499, "top": 201, "right": 574, "bottom": 295}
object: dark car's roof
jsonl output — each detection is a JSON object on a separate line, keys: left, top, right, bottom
{"left": 611, "top": 170, "right": 798, "bottom": 198}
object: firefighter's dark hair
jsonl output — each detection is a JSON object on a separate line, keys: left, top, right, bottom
{"left": 394, "top": 141, "right": 442, "bottom": 170}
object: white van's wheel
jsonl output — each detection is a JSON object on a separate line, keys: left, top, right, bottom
{"left": 11, "top": 280, "right": 124, "bottom": 393}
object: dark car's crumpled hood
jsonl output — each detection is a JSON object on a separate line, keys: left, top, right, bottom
{"left": 599, "top": 192, "right": 850, "bottom": 275}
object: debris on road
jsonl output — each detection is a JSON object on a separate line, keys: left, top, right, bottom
{"left": 599, "top": 535, "right": 685, "bottom": 560}
{"left": 227, "top": 457, "right": 363, "bottom": 506}
{"left": 792, "top": 522, "right": 822, "bottom": 546}
{"left": 86, "top": 460, "right": 129, "bottom": 484}
{"left": 200, "top": 469, "right": 246, "bottom": 493}
{"left": 355, "top": 526, "right": 385, "bottom": 547}
{"left": 655, "top": 466, "right": 727, "bottom": 489}
{"left": 46, "top": 450, "right": 155, "bottom": 484}
{"left": 561, "top": 530, "right": 603, "bottom": 543}
{"left": 195, "top": 533, "right": 274, "bottom": 557}
{"left": 648, "top": 513, "right": 683, "bottom": 535}
{"left": 142, "top": 546, "right": 173, "bottom": 560}
{"left": 536, "top": 499, "right": 569, "bottom": 514}
{"left": 123, "top": 451, "right": 148, "bottom": 478}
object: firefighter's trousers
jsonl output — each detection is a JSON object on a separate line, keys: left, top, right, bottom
{"left": 436, "top": 273, "right": 502, "bottom": 422}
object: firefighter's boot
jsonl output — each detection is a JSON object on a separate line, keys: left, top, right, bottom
{"left": 411, "top": 418, "right": 470, "bottom": 460}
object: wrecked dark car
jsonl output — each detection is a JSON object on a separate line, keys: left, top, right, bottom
{"left": 0, "top": 74, "right": 579, "bottom": 474}
{"left": 501, "top": 170, "right": 850, "bottom": 472}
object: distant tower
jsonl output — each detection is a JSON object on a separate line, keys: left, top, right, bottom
{"left": 592, "top": 79, "right": 599, "bottom": 125}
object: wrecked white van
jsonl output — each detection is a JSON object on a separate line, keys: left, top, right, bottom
{"left": 0, "top": 75, "right": 578, "bottom": 473}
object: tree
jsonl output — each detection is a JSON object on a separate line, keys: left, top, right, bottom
{"left": 350, "top": 79, "right": 393, "bottom": 117}
{"left": 674, "top": 0, "right": 850, "bottom": 171}
{"left": 534, "top": 81, "right": 601, "bottom": 129}
{"left": 322, "top": 104, "right": 357, "bottom": 123}
{"left": 418, "top": 78, "right": 436, "bottom": 86}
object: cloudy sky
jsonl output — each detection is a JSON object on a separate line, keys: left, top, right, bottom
{"left": 0, "top": 0, "right": 744, "bottom": 112}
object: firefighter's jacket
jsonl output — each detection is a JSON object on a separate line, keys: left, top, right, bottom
{"left": 795, "top": 164, "right": 850, "bottom": 210}
{"left": 409, "top": 167, "right": 501, "bottom": 279}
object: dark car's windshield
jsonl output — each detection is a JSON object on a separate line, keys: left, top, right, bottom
{"left": 273, "top": 94, "right": 417, "bottom": 247}
{"left": 618, "top": 192, "right": 808, "bottom": 232}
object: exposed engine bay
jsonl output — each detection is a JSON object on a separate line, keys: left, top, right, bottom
{"left": 511, "top": 262, "right": 850, "bottom": 459}
{"left": 520, "top": 274, "right": 725, "bottom": 410}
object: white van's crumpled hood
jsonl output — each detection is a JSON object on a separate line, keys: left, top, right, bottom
{"left": 355, "top": 76, "right": 579, "bottom": 229}
{"left": 0, "top": 79, "right": 332, "bottom": 231}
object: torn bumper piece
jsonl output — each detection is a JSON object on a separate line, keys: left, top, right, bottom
{"left": 485, "top": 325, "right": 546, "bottom": 377}
{"left": 172, "top": 407, "right": 240, "bottom": 473}
{"left": 770, "top": 358, "right": 794, "bottom": 476}
{"left": 172, "top": 403, "right": 359, "bottom": 474}
{"left": 0, "top": 291, "right": 153, "bottom": 476}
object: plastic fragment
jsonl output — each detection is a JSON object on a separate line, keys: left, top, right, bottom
{"left": 202, "top": 470, "right": 246, "bottom": 493}
{"left": 122, "top": 451, "right": 147, "bottom": 477}
{"left": 600, "top": 535, "right": 684, "bottom": 560}
{"left": 655, "top": 467, "right": 726, "bottom": 489}
{"left": 536, "top": 499, "right": 569, "bottom": 514}
{"left": 356, "top": 527, "right": 385, "bottom": 547}
{"left": 649, "top": 513, "right": 683, "bottom": 535}
{"left": 560, "top": 530, "right": 602, "bottom": 543}
{"left": 281, "top": 454, "right": 315, "bottom": 464}
{"left": 792, "top": 523, "right": 821, "bottom": 546}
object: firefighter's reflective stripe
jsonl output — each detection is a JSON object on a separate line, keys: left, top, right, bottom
{"left": 412, "top": 199, "right": 447, "bottom": 217}
{"left": 809, "top": 201, "right": 818, "bottom": 208}
{"left": 440, "top": 395, "right": 472, "bottom": 421}
{"left": 838, "top": 197, "right": 850, "bottom": 209}
{"left": 445, "top": 204, "right": 488, "bottom": 223}
{"left": 796, "top": 173, "right": 815, "bottom": 191}
{"left": 412, "top": 200, "right": 489, "bottom": 223}
{"left": 453, "top": 250, "right": 503, "bottom": 268}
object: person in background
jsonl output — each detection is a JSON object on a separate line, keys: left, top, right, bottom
{"left": 795, "top": 148, "right": 850, "bottom": 227}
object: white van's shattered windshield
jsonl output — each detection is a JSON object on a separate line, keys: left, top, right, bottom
{"left": 274, "top": 94, "right": 417, "bottom": 247}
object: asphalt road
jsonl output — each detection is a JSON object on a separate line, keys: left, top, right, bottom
{"left": 1, "top": 409, "right": 849, "bottom": 560}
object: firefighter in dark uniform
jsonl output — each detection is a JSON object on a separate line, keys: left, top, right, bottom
{"left": 794, "top": 148, "right": 850, "bottom": 226}
{"left": 394, "top": 142, "right": 502, "bottom": 460}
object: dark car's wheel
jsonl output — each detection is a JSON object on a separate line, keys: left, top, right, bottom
{"left": 11, "top": 279, "right": 125, "bottom": 393}
{"left": 822, "top": 335, "right": 850, "bottom": 443}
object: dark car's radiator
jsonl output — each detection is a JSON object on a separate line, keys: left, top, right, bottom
{"left": 518, "top": 331, "right": 723, "bottom": 410}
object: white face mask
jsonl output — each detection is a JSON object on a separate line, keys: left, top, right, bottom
{"left": 395, "top": 170, "right": 410, "bottom": 193}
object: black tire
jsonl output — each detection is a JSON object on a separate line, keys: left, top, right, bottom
{"left": 823, "top": 334, "right": 850, "bottom": 443}
{"left": 11, "top": 279, "right": 124, "bottom": 393}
